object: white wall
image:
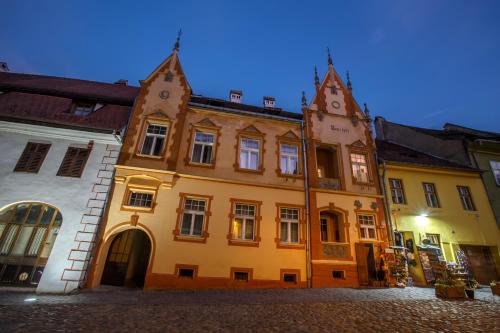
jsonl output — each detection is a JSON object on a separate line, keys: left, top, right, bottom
{"left": 0, "top": 121, "right": 120, "bottom": 293}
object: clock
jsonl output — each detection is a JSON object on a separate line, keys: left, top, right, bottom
{"left": 331, "top": 101, "right": 340, "bottom": 109}
{"left": 159, "top": 90, "right": 170, "bottom": 100}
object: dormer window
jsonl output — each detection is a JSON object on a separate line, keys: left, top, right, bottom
{"left": 230, "top": 90, "right": 243, "bottom": 103}
{"left": 73, "top": 102, "right": 95, "bottom": 116}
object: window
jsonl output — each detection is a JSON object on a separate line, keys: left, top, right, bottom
{"left": 239, "top": 138, "right": 260, "bottom": 170}
{"left": 140, "top": 124, "right": 167, "bottom": 156}
{"left": 316, "top": 146, "right": 339, "bottom": 179}
{"left": 180, "top": 198, "right": 207, "bottom": 237}
{"left": 279, "top": 208, "right": 299, "bottom": 243}
{"left": 457, "top": 186, "right": 476, "bottom": 211}
{"left": 128, "top": 192, "right": 153, "bottom": 208}
{"left": 283, "top": 273, "right": 297, "bottom": 283}
{"left": 57, "top": 147, "right": 90, "bottom": 178}
{"left": 232, "top": 203, "right": 255, "bottom": 241}
{"left": 320, "top": 212, "right": 344, "bottom": 242}
{"left": 423, "top": 183, "right": 440, "bottom": 208}
{"left": 178, "top": 268, "right": 194, "bottom": 278}
{"left": 73, "top": 102, "right": 94, "bottom": 116}
{"left": 389, "top": 178, "right": 406, "bottom": 204}
{"left": 332, "top": 271, "right": 345, "bottom": 279}
{"left": 350, "top": 153, "right": 369, "bottom": 183}
{"left": 280, "top": 144, "right": 299, "bottom": 175}
{"left": 426, "top": 233, "right": 440, "bottom": 246}
{"left": 14, "top": 142, "right": 51, "bottom": 173}
{"left": 191, "top": 131, "right": 214, "bottom": 164}
{"left": 234, "top": 272, "right": 249, "bottom": 282}
{"left": 358, "top": 214, "right": 376, "bottom": 240}
{"left": 490, "top": 161, "right": 500, "bottom": 185}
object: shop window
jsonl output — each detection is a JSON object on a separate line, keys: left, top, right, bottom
{"left": 358, "top": 214, "right": 377, "bottom": 240}
{"left": 457, "top": 186, "right": 476, "bottom": 211}
{"left": 426, "top": 233, "right": 440, "bottom": 246}
{"left": 316, "top": 146, "right": 339, "bottom": 179}
{"left": 57, "top": 146, "right": 90, "bottom": 178}
{"left": 14, "top": 142, "right": 51, "bottom": 173}
{"left": 140, "top": 124, "right": 168, "bottom": 156}
{"left": 320, "top": 211, "right": 345, "bottom": 243}
{"left": 332, "top": 271, "right": 345, "bottom": 279}
{"left": 389, "top": 178, "right": 406, "bottom": 204}
{"left": 422, "top": 183, "right": 440, "bottom": 208}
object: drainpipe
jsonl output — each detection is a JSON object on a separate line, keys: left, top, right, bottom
{"left": 301, "top": 120, "right": 312, "bottom": 288}
{"left": 378, "top": 157, "right": 394, "bottom": 245}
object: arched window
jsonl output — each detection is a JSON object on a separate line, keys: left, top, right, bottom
{"left": 0, "top": 202, "right": 62, "bottom": 286}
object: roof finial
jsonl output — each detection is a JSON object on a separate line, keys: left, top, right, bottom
{"left": 364, "top": 103, "right": 372, "bottom": 121}
{"left": 301, "top": 91, "right": 307, "bottom": 106}
{"left": 314, "top": 66, "right": 320, "bottom": 85}
{"left": 173, "top": 29, "right": 182, "bottom": 51}
{"left": 346, "top": 71, "right": 352, "bottom": 90}
{"left": 327, "top": 47, "right": 333, "bottom": 66}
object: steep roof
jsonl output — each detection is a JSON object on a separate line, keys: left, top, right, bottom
{"left": 376, "top": 139, "right": 478, "bottom": 172}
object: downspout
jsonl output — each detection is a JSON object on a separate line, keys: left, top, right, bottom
{"left": 378, "top": 157, "right": 394, "bottom": 245}
{"left": 301, "top": 120, "right": 312, "bottom": 288}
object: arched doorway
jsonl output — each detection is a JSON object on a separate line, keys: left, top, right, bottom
{"left": 101, "top": 229, "right": 151, "bottom": 288}
{"left": 0, "top": 202, "right": 62, "bottom": 286}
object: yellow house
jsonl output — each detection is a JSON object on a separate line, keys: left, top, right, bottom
{"left": 377, "top": 139, "right": 500, "bottom": 285}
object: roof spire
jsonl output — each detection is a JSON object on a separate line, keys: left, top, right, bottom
{"left": 346, "top": 71, "right": 352, "bottom": 90}
{"left": 301, "top": 91, "right": 307, "bottom": 106}
{"left": 364, "top": 103, "right": 372, "bottom": 122}
{"left": 314, "top": 66, "right": 320, "bottom": 85}
{"left": 173, "top": 29, "right": 182, "bottom": 51}
{"left": 327, "top": 47, "right": 333, "bottom": 66}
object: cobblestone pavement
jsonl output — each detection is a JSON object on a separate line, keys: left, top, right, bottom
{"left": 0, "top": 287, "right": 499, "bottom": 332}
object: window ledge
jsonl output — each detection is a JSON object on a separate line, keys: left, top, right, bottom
{"left": 228, "top": 239, "right": 260, "bottom": 247}
{"left": 187, "top": 161, "right": 215, "bottom": 168}
{"left": 277, "top": 242, "right": 305, "bottom": 250}
{"left": 135, "top": 153, "right": 163, "bottom": 159}
{"left": 121, "top": 205, "right": 154, "bottom": 213}
{"left": 174, "top": 235, "right": 207, "bottom": 243}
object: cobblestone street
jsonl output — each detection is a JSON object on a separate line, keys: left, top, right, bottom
{"left": 0, "top": 287, "right": 499, "bottom": 332}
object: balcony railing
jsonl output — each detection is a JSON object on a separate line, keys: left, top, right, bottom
{"left": 321, "top": 242, "right": 350, "bottom": 259}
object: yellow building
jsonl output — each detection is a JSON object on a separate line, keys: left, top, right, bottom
{"left": 87, "top": 40, "right": 390, "bottom": 290}
{"left": 377, "top": 140, "right": 500, "bottom": 285}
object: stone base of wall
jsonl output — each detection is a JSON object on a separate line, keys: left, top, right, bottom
{"left": 144, "top": 273, "right": 307, "bottom": 290}
{"left": 311, "top": 263, "right": 360, "bottom": 288}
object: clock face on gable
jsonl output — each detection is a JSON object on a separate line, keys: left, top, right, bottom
{"left": 159, "top": 90, "right": 170, "bottom": 100}
{"left": 331, "top": 101, "right": 340, "bottom": 109}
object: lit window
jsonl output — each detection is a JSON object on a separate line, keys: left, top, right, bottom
{"left": 191, "top": 131, "right": 214, "bottom": 164}
{"left": 232, "top": 204, "right": 255, "bottom": 241}
{"left": 350, "top": 153, "right": 369, "bottom": 183}
{"left": 280, "top": 144, "right": 299, "bottom": 175}
{"left": 141, "top": 124, "right": 167, "bottom": 156}
{"left": 490, "top": 161, "right": 500, "bottom": 185}
{"left": 423, "top": 183, "right": 440, "bottom": 208}
{"left": 239, "top": 138, "right": 260, "bottom": 170}
{"left": 128, "top": 192, "right": 153, "bottom": 208}
{"left": 279, "top": 208, "right": 299, "bottom": 243}
{"left": 389, "top": 179, "right": 406, "bottom": 204}
{"left": 358, "top": 214, "right": 376, "bottom": 240}
{"left": 457, "top": 186, "right": 476, "bottom": 211}
{"left": 180, "top": 199, "right": 206, "bottom": 237}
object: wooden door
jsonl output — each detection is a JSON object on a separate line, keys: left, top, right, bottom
{"left": 101, "top": 230, "right": 134, "bottom": 286}
{"left": 356, "top": 243, "right": 369, "bottom": 286}
{"left": 461, "top": 245, "right": 499, "bottom": 285}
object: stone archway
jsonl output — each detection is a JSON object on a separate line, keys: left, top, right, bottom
{"left": 0, "top": 202, "right": 62, "bottom": 286}
{"left": 100, "top": 229, "right": 151, "bottom": 288}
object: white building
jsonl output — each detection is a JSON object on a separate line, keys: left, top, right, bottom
{"left": 0, "top": 71, "right": 136, "bottom": 293}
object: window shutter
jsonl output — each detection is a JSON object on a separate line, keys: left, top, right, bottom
{"left": 57, "top": 147, "right": 90, "bottom": 178}
{"left": 14, "top": 142, "right": 51, "bottom": 173}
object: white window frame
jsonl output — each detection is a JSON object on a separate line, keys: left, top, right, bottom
{"left": 180, "top": 198, "right": 207, "bottom": 237}
{"left": 358, "top": 214, "right": 376, "bottom": 240}
{"left": 457, "top": 186, "right": 475, "bottom": 211}
{"left": 191, "top": 131, "right": 215, "bottom": 164}
{"left": 232, "top": 203, "right": 256, "bottom": 241}
{"left": 389, "top": 178, "right": 406, "bottom": 204}
{"left": 239, "top": 138, "right": 260, "bottom": 170}
{"left": 140, "top": 124, "right": 168, "bottom": 156}
{"left": 279, "top": 207, "right": 300, "bottom": 244}
{"left": 280, "top": 143, "right": 299, "bottom": 175}
{"left": 350, "top": 153, "right": 369, "bottom": 183}
{"left": 128, "top": 191, "right": 154, "bottom": 208}
{"left": 490, "top": 161, "right": 500, "bottom": 185}
{"left": 423, "top": 183, "right": 440, "bottom": 208}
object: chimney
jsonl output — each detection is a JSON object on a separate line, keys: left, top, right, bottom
{"left": 0, "top": 62, "right": 9, "bottom": 72}
{"left": 263, "top": 96, "right": 276, "bottom": 108}
{"left": 230, "top": 90, "right": 242, "bottom": 103}
{"left": 114, "top": 79, "right": 128, "bottom": 86}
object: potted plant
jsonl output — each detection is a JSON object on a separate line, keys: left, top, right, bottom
{"left": 491, "top": 281, "right": 500, "bottom": 296}
{"left": 435, "top": 279, "right": 466, "bottom": 299}
{"left": 465, "top": 279, "right": 478, "bottom": 299}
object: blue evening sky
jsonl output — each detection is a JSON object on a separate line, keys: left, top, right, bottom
{"left": 1, "top": 0, "right": 499, "bottom": 132}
